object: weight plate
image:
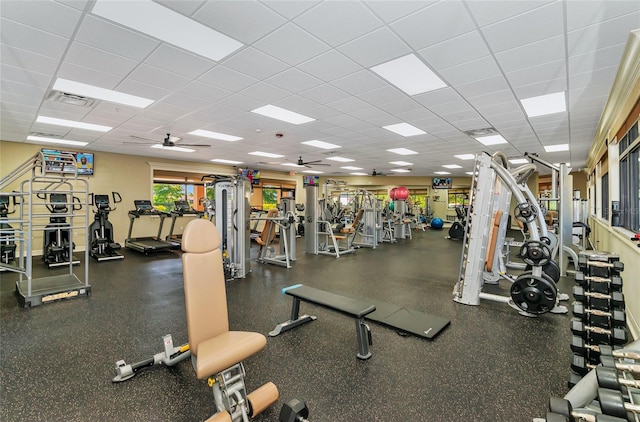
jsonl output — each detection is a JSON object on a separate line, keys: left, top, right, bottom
{"left": 525, "top": 260, "right": 560, "bottom": 283}
{"left": 519, "top": 241, "right": 551, "bottom": 266}
{"left": 598, "top": 388, "right": 627, "bottom": 418}
{"left": 510, "top": 272, "right": 557, "bottom": 314}
{"left": 514, "top": 202, "right": 537, "bottom": 223}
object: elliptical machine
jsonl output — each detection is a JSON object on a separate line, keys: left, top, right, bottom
{"left": 0, "top": 195, "right": 17, "bottom": 266}
{"left": 447, "top": 206, "right": 467, "bottom": 240}
{"left": 89, "top": 192, "right": 124, "bottom": 261}
{"left": 43, "top": 193, "right": 80, "bottom": 268}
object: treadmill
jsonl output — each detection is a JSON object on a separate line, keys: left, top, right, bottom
{"left": 166, "top": 200, "right": 203, "bottom": 244}
{"left": 125, "top": 200, "right": 180, "bottom": 255}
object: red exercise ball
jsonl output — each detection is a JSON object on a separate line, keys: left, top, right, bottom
{"left": 389, "top": 187, "right": 398, "bottom": 200}
{"left": 395, "top": 186, "right": 409, "bottom": 200}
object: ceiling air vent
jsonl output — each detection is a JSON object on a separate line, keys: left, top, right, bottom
{"left": 463, "top": 127, "right": 499, "bottom": 138}
{"left": 49, "top": 91, "right": 96, "bottom": 107}
{"left": 30, "top": 132, "right": 62, "bottom": 138}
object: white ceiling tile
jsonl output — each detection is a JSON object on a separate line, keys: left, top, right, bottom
{"left": 466, "top": 1, "right": 554, "bottom": 28}
{"left": 1, "top": 80, "right": 47, "bottom": 100}
{"left": 217, "top": 94, "right": 264, "bottom": 113}
{"left": 65, "top": 42, "right": 139, "bottom": 77}
{"left": 253, "top": 23, "right": 330, "bottom": 66}
{"left": 454, "top": 75, "right": 511, "bottom": 98}
{"left": 566, "top": 0, "right": 640, "bottom": 31}
{"left": 358, "top": 85, "right": 406, "bottom": 106}
{"left": 74, "top": 15, "right": 159, "bottom": 61}
{"left": 450, "top": 117, "right": 491, "bottom": 132}
{"left": 222, "top": 47, "right": 289, "bottom": 80}
{"left": 467, "top": 89, "right": 518, "bottom": 108}
{"left": 0, "top": 18, "right": 69, "bottom": 58}
{"left": 144, "top": 44, "right": 216, "bottom": 78}
{"left": 569, "top": 65, "right": 618, "bottom": 89}
{"left": 155, "top": 0, "right": 207, "bottom": 16}
{"left": 512, "top": 78, "right": 567, "bottom": 99}
{"left": 56, "top": 61, "right": 123, "bottom": 90}
{"left": 0, "top": 44, "right": 59, "bottom": 76}
{"left": 261, "top": 1, "right": 321, "bottom": 20}
{"left": 161, "top": 93, "right": 210, "bottom": 110}
{"left": 568, "top": 13, "right": 640, "bottom": 56}
{"left": 332, "top": 70, "right": 388, "bottom": 96}
{"left": 413, "top": 88, "right": 464, "bottom": 108}
{"left": 480, "top": 2, "right": 564, "bottom": 53}
{"left": 299, "top": 105, "right": 343, "bottom": 120}
{"left": 300, "top": 84, "right": 350, "bottom": 104}
{"left": 326, "top": 96, "right": 371, "bottom": 114}
{"left": 177, "top": 81, "right": 232, "bottom": 102}
{"left": 391, "top": 1, "right": 476, "bottom": 50}
{"left": 440, "top": 56, "right": 501, "bottom": 86}
{"left": 377, "top": 98, "right": 424, "bottom": 115}
{"left": 116, "top": 79, "right": 171, "bottom": 102}
{"left": 505, "top": 59, "right": 566, "bottom": 88}
{"left": 265, "top": 68, "right": 323, "bottom": 93}
{"left": 1, "top": 64, "right": 53, "bottom": 88}
{"left": 418, "top": 30, "right": 491, "bottom": 71}
{"left": 364, "top": 1, "right": 433, "bottom": 24}
{"left": 190, "top": 103, "right": 243, "bottom": 123}
{"left": 338, "top": 27, "right": 411, "bottom": 68}
{"left": 239, "top": 82, "right": 290, "bottom": 103}
{"left": 1, "top": 0, "right": 82, "bottom": 38}
{"left": 495, "top": 35, "right": 566, "bottom": 73}
{"left": 193, "top": 0, "right": 286, "bottom": 44}
{"left": 273, "top": 95, "right": 319, "bottom": 112}
{"left": 2, "top": 91, "right": 42, "bottom": 108}
{"left": 294, "top": 1, "right": 382, "bottom": 47}
{"left": 298, "top": 49, "right": 362, "bottom": 82}
{"left": 198, "top": 65, "right": 258, "bottom": 92}
{"left": 128, "top": 64, "right": 190, "bottom": 91}
{"left": 568, "top": 43, "right": 627, "bottom": 75}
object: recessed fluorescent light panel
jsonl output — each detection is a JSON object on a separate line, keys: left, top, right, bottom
{"left": 466, "top": 172, "right": 478, "bottom": 176}
{"left": 211, "top": 159, "right": 243, "bottom": 164}
{"left": 251, "top": 105, "right": 315, "bottom": 125}
{"left": 382, "top": 123, "right": 426, "bottom": 137}
{"left": 475, "top": 135, "right": 508, "bottom": 146}
{"left": 520, "top": 92, "right": 566, "bottom": 117}
{"left": 91, "top": 0, "right": 243, "bottom": 61}
{"left": 26, "top": 135, "right": 88, "bottom": 146}
{"left": 249, "top": 151, "right": 285, "bottom": 158}
{"left": 553, "top": 162, "right": 571, "bottom": 167}
{"left": 189, "top": 129, "right": 242, "bottom": 142}
{"left": 301, "top": 140, "right": 341, "bottom": 149}
{"left": 36, "top": 116, "right": 112, "bottom": 132}
{"left": 341, "top": 166, "right": 363, "bottom": 170}
{"left": 454, "top": 154, "right": 475, "bottom": 160}
{"left": 303, "top": 170, "right": 324, "bottom": 174}
{"left": 371, "top": 53, "right": 447, "bottom": 95}
{"left": 52, "top": 78, "right": 154, "bottom": 108}
{"left": 387, "top": 148, "right": 418, "bottom": 156}
{"left": 389, "top": 161, "right": 413, "bottom": 166}
{"left": 442, "top": 164, "right": 462, "bottom": 169}
{"left": 509, "top": 158, "right": 529, "bottom": 164}
{"left": 391, "top": 169, "right": 411, "bottom": 173}
{"left": 151, "top": 144, "right": 194, "bottom": 153}
{"left": 544, "top": 144, "right": 569, "bottom": 152}
{"left": 350, "top": 172, "right": 368, "bottom": 176}
{"left": 327, "top": 157, "right": 354, "bottom": 162}
{"left": 434, "top": 171, "right": 451, "bottom": 175}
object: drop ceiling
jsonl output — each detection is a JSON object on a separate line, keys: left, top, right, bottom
{"left": 1, "top": 0, "right": 639, "bottom": 176}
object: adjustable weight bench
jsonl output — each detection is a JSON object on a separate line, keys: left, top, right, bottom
{"left": 269, "top": 284, "right": 376, "bottom": 360}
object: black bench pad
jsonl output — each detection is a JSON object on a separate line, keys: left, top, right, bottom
{"left": 283, "top": 284, "right": 376, "bottom": 318}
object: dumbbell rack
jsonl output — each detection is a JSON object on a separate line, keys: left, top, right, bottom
{"left": 569, "top": 250, "right": 627, "bottom": 388}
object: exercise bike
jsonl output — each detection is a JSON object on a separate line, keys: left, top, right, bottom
{"left": 89, "top": 192, "right": 124, "bottom": 262}
{"left": 42, "top": 193, "right": 80, "bottom": 268}
{"left": 0, "top": 195, "right": 17, "bottom": 266}
{"left": 447, "top": 206, "right": 467, "bottom": 240}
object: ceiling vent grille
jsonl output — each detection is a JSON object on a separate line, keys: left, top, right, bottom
{"left": 463, "top": 127, "right": 499, "bottom": 137}
{"left": 49, "top": 91, "right": 96, "bottom": 107}
{"left": 30, "top": 132, "right": 62, "bottom": 138}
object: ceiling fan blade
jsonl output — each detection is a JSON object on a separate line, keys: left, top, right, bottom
{"left": 177, "top": 143, "right": 211, "bottom": 147}
{"left": 123, "top": 141, "right": 156, "bottom": 145}
{"left": 311, "top": 163, "right": 331, "bottom": 166}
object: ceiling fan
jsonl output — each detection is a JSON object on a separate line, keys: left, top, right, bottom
{"left": 126, "top": 133, "right": 210, "bottom": 148}
{"left": 297, "top": 156, "right": 330, "bottom": 168}
{"left": 371, "top": 169, "right": 387, "bottom": 176}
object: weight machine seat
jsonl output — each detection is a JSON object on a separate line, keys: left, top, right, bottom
{"left": 255, "top": 208, "right": 278, "bottom": 247}
{"left": 339, "top": 208, "right": 364, "bottom": 234}
{"left": 485, "top": 210, "right": 502, "bottom": 272}
{"left": 182, "top": 219, "right": 266, "bottom": 379}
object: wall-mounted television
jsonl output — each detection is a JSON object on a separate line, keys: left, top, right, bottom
{"left": 432, "top": 177, "right": 452, "bottom": 189}
{"left": 303, "top": 175, "right": 319, "bottom": 187}
{"left": 237, "top": 168, "right": 261, "bottom": 185}
{"left": 42, "top": 149, "right": 94, "bottom": 176}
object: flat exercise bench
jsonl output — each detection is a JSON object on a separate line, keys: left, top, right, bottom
{"left": 269, "top": 284, "right": 376, "bottom": 360}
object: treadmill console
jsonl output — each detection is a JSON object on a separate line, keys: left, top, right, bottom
{"left": 131, "top": 200, "right": 162, "bottom": 216}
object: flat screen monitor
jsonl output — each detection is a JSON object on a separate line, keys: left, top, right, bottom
{"left": 432, "top": 177, "right": 452, "bottom": 189}
{"left": 237, "top": 168, "right": 261, "bottom": 185}
{"left": 42, "top": 149, "right": 94, "bottom": 176}
{"left": 303, "top": 175, "right": 319, "bottom": 187}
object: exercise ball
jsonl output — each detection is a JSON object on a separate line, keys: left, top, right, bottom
{"left": 389, "top": 187, "right": 398, "bottom": 200}
{"left": 389, "top": 202, "right": 395, "bottom": 211}
{"left": 430, "top": 217, "right": 444, "bottom": 229}
{"left": 395, "top": 186, "right": 409, "bottom": 200}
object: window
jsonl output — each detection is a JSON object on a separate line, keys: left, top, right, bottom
{"left": 447, "top": 190, "right": 470, "bottom": 208}
{"left": 153, "top": 183, "right": 203, "bottom": 213}
{"left": 601, "top": 172, "right": 609, "bottom": 220}
{"left": 619, "top": 120, "right": 639, "bottom": 231}
{"left": 262, "top": 187, "right": 279, "bottom": 210}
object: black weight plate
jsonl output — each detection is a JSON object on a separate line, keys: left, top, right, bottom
{"left": 598, "top": 388, "right": 627, "bottom": 418}
{"left": 596, "top": 367, "right": 619, "bottom": 390}
{"left": 510, "top": 272, "right": 557, "bottom": 314}
{"left": 549, "top": 397, "right": 572, "bottom": 416}
{"left": 525, "top": 260, "right": 560, "bottom": 283}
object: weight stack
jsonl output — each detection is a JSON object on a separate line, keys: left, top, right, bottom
{"left": 568, "top": 251, "right": 627, "bottom": 388}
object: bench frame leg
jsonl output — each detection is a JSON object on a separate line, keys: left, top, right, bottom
{"left": 356, "top": 318, "right": 372, "bottom": 360}
{"left": 269, "top": 298, "right": 317, "bottom": 336}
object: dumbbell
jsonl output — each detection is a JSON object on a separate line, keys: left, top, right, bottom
{"left": 598, "top": 388, "right": 640, "bottom": 419}
{"left": 575, "top": 272, "right": 623, "bottom": 293}
{"left": 600, "top": 355, "right": 640, "bottom": 375}
{"left": 548, "top": 397, "right": 627, "bottom": 422}
{"left": 570, "top": 319, "right": 627, "bottom": 345}
{"left": 572, "top": 287, "right": 625, "bottom": 311}
{"left": 570, "top": 337, "right": 640, "bottom": 360}
{"left": 572, "top": 302, "right": 626, "bottom": 327}
{"left": 578, "top": 257, "right": 624, "bottom": 273}
{"left": 596, "top": 367, "right": 640, "bottom": 391}
{"left": 279, "top": 398, "right": 310, "bottom": 422}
